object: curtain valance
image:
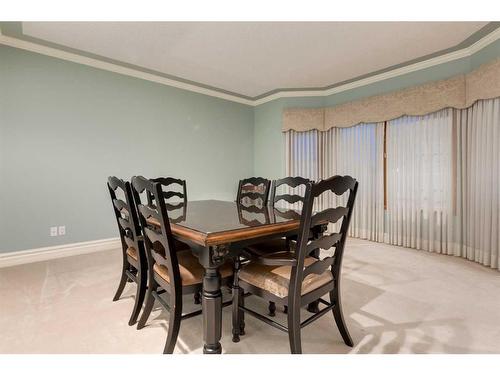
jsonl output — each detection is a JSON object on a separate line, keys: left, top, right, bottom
{"left": 282, "top": 58, "right": 500, "bottom": 132}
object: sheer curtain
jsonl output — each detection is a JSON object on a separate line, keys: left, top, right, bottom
{"left": 285, "top": 123, "right": 385, "bottom": 241}
{"left": 455, "top": 98, "right": 500, "bottom": 270}
{"left": 285, "top": 100, "right": 500, "bottom": 271}
{"left": 385, "top": 108, "right": 455, "bottom": 252}
{"left": 285, "top": 130, "right": 321, "bottom": 182}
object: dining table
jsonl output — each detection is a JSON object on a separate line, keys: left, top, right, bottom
{"left": 151, "top": 199, "right": 308, "bottom": 354}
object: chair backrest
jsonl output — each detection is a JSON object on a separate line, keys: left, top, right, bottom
{"left": 237, "top": 203, "right": 271, "bottom": 227}
{"left": 269, "top": 176, "right": 311, "bottom": 222}
{"left": 169, "top": 201, "right": 187, "bottom": 224}
{"left": 131, "top": 176, "right": 182, "bottom": 292}
{"left": 107, "top": 176, "right": 142, "bottom": 257}
{"left": 270, "top": 176, "right": 311, "bottom": 206}
{"left": 289, "top": 175, "right": 358, "bottom": 304}
{"left": 236, "top": 177, "right": 271, "bottom": 207}
{"left": 147, "top": 177, "right": 187, "bottom": 209}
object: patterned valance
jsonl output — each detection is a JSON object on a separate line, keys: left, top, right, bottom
{"left": 283, "top": 58, "right": 500, "bottom": 132}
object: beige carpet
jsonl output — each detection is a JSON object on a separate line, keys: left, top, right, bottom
{"left": 1, "top": 238, "right": 499, "bottom": 354}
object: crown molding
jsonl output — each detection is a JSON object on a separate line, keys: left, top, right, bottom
{"left": 0, "top": 30, "right": 254, "bottom": 106}
{"left": 1, "top": 25, "right": 499, "bottom": 107}
{"left": 253, "top": 26, "right": 500, "bottom": 105}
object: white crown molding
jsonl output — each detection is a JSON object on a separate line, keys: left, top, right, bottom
{"left": 0, "top": 31, "right": 254, "bottom": 106}
{"left": 1, "top": 27, "right": 499, "bottom": 107}
{"left": 253, "top": 26, "right": 500, "bottom": 105}
{"left": 0, "top": 237, "right": 121, "bottom": 268}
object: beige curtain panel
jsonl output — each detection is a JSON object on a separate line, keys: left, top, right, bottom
{"left": 282, "top": 57, "right": 500, "bottom": 132}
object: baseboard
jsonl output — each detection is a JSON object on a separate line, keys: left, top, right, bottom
{"left": 0, "top": 238, "right": 121, "bottom": 268}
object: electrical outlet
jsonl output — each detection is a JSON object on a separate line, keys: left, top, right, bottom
{"left": 58, "top": 226, "right": 66, "bottom": 236}
{"left": 50, "top": 227, "right": 58, "bottom": 237}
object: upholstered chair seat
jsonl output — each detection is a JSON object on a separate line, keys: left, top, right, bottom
{"left": 126, "top": 247, "right": 138, "bottom": 261}
{"left": 153, "top": 250, "right": 233, "bottom": 286}
{"left": 239, "top": 256, "right": 333, "bottom": 299}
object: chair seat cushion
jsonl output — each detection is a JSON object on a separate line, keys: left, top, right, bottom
{"left": 239, "top": 257, "right": 333, "bottom": 299}
{"left": 126, "top": 247, "right": 138, "bottom": 261}
{"left": 154, "top": 250, "right": 233, "bottom": 286}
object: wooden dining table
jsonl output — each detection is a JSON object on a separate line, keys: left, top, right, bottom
{"left": 154, "top": 199, "right": 304, "bottom": 354}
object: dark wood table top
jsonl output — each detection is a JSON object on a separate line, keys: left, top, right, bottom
{"left": 149, "top": 199, "right": 302, "bottom": 247}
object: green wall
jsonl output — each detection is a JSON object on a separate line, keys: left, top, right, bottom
{"left": 253, "top": 38, "right": 500, "bottom": 178}
{"left": 1, "top": 37, "right": 500, "bottom": 253}
{"left": 254, "top": 97, "right": 325, "bottom": 179}
{"left": 0, "top": 45, "right": 254, "bottom": 252}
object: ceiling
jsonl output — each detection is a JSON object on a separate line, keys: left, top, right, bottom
{"left": 17, "top": 22, "right": 491, "bottom": 99}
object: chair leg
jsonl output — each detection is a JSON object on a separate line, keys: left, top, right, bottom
{"left": 163, "top": 304, "right": 182, "bottom": 354}
{"left": 137, "top": 277, "right": 157, "bottom": 330}
{"left": 287, "top": 304, "right": 302, "bottom": 354}
{"left": 306, "top": 300, "right": 320, "bottom": 314}
{"left": 238, "top": 286, "right": 245, "bottom": 336}
{"left": 268, "top": 301, "right": 276, "bottom": 317}
{"left": 330, "top": 289, "right": 353, "bottom": 347}
{"left": 232, "top": 257, "right": 246, "bottom": 342}
{"left": 232, "top": 281, "right": 241, "bottom": 343}
{"left": 112, "top": 261, "right": 129, "bottom": 301}
{"left": 194, "top": 290, "right": 201, "bottom": 305}
{"left": 128, "top": 269, "right": 147, "bottom": 326}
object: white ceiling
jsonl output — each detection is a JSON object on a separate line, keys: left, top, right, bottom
{"left": 22, "top": 22, "right": 488, "bottom": 98}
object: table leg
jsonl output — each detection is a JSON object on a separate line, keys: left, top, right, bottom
{"left": 202, "top": 266, "right": 222, "bottom": 354}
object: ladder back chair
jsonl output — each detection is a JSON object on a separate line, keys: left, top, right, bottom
{"left": 147, "top": 177, "right": 187, "bottom": 209}
{"left": 243, "top": 176, "right": 312, "bottom": 316}
{"left": 236, "top": 177, "right": 271, "bottom": 207}
{"left": 131, "top": 176, "right": 233, "bottom": 353}
{"left": 237, "top": 202, "right": 271, "bottom": 227}
{"left": 147, "top": 177, "right": 190, "bottom": 249}
{"left": 107, "top": 176, "right": 147, "bottom": 326}
{"left": 147, "top": 177, "right": 199, "bottom": 301}
{"left": 247, "top": 176, "right": 312, "bottom": 254}
{"left": 232, "top": 175, "right": 358, "bottom": 354}
{"left": 270, "top": 176, "right": 311, "bottom": 207}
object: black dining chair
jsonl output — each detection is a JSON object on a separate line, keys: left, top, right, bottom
{"left": 131, "top": 176, "right": 233, "bottom": 353}
{"left": 243, "top": 176, "right": 312, "bottom": 316}
{"left": 236, "top": 177, "right": 271, "bottom": 207}
{"left": 236, "top": 202, "right": 271, "bottom": 227}
{"left": 147, "top": 177, "right": 202, "bottom": 304}
{"left": 107, "top": 176, "right": 147, "bottom": 326}
{"left": 246, "top": 177, "right": 311, "bottom": 253}
{"left": 231, "top": 175, "right": 358, "bottom": 354}
{"left": 146, "top": 177, "right": 191, "bottom": 250}
{"left": 147, "top": 177, "right": 187, "bottom": 208}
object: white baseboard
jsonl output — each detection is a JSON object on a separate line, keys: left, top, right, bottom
{"left": 0, "top": 238, "right": 121, "bottom": 268}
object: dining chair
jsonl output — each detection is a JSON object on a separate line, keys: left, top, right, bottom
{"left": 131, "top": 176, "right": 233, "bottom": 353}
{"left": 236, "top": 202, "right": 271, "bottom": 227}
{"left": 147, "top": 177, "right": 202, "bottom": 304}
{"left": 236, "top": 177, "right": 271, "bottom": 207}
{"left": 231, "top": 175, "right": 358, "bottom": 354}
{"left": 107, "top": 176, "right": 147, "bottom": 326}
{"left": 146, "top": 177, "right": 191, "bottom": 251}
{"left": 147, "top": 177, "right": 187, "bottom": 208}
{"left": 246, "top": 176, "right": 311, "bottom": 254}
{"left": 244, "top": 176, "right": 312, "bottom": 316}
